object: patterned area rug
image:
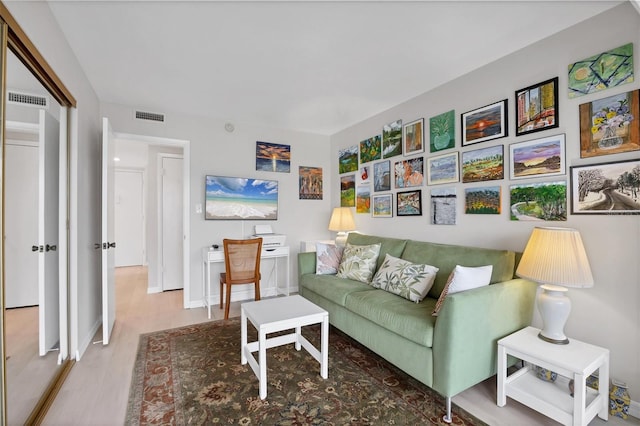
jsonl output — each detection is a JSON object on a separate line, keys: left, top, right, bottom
{"left": 126, "top": 318, "right": 486, "bottom": 425}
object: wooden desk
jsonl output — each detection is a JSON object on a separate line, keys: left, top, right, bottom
{"left": 201, "top": 246, "right": 290, "bottom": 319}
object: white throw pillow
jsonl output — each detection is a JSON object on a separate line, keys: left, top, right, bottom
{"left": 315, "top": 243, "right": 344, "bottom": 275}
{"left": 432, "top": 264, "right": 493, "bottom": 316}
{"left": 336, "top": 243, "right": 381, "bottom": 283}
{"left": 371, "top": 254, "right": 439, "bottom": 302}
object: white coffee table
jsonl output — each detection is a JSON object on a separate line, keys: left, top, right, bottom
{"left": 240, "top": 295, "right": 329, "bottom": 399}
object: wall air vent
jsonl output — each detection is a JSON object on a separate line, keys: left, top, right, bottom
{"left": 135, "top": 110, "right": 165, "bottom": 123}
{"left": 7, "top": 90, "right": 49, "bottom": 109}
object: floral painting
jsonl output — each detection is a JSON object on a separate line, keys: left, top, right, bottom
{"left": 430, "top": 110, "right": 455, "bottom": 152}
{"left": 579, "top": 89, "right": 639, "bottom": 158}
{"left": 568, "top": 43, "right": 634, "bottom": 98}
{"left": 360, "top": 135, "right": 382, "bottom": 164}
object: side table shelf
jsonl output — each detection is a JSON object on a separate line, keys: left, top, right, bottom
{"left": 497, "top": 326, "right": 609, "bottom": 426}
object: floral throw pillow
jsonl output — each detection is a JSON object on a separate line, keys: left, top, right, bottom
{"left": 315, "top": 243, "right": 344, "bottom": 275}
{"left": 371, "top": 254, "right": 439, "bottom": 303}
{"left": 336, "top": 243, "right": 381, "bottom": 283}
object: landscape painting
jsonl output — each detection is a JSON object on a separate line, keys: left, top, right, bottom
{"left": 568, "top": 43, "right": 634, "bottom": 98}
{"left": 360, "top": 135, "right": 382, "bottom": 164}
{"left": 430, "top": 109, "right": 455, "bottom": 152}
{"left": 205, "top": 175, "right": 278, "bottom": 220}
{"left": 256, "top": 141, "right": 291, "bottom": 173}
{"left": 298, "top": 166, "right": 322, "bottom": 200}
{"left": 427, "top": 152, "right": 459, "bottom": 185}
{"left": 461, "top": 145, "right": 504, "bottom": 183}
{"left": 382, "top": 119, "right": 403, "bottom": 158}
{"left": 356, "top": 185, "right": 371, "bottom": 214}
{"left": 570, "top": 159, "right": 640, "bottom": 215}
{"left": 510, "top": 180, "right": 567, "bottom": 221}
{"left": 510, "top": 134, "right": 565, "bottom": 180}
{"left": 340, "top": 174, "right": 356, "bottom": 207}
{"left": 461, "top": 100, "right": 508, "bottom": 146}
{"left": 394, "top": 157, "right": 424, "bottom": 188}
{"left": 339, "top": 145, "right": 359, "bottom": 174}
{"left": 372, "top": 194, "right": 393, "bottom": 217}
{"left": 430, "top": 187, "right": 456, "bottom": 225}
{"left": 465, "top": 186, "right": 501, "bottom": 214}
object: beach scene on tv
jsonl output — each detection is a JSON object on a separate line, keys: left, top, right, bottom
{"left": 205, "top": 176, "right": 278, "bottom": 220}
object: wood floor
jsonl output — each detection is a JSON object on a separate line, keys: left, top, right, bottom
{"left": 42, "top": 266, "right": 637, "bottom": 425}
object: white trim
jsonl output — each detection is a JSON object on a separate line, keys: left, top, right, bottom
{"left": 630, "top": 399, "right": 640, "bottom": 420}
{"left": 58, "top": 107, "right": 69, "bottom": 361}
{"left": 69, "top": 107, "right": 79, "bottom": 359}
{"left": 74, "top": 318, "right": 101, "bottom": 361}
{"left": 157, "top": 153, "right": 183, "bottom": 292}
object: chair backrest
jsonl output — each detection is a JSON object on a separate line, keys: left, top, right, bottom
{"left": 222, "top": 238, "right": 263, "bottom": 283}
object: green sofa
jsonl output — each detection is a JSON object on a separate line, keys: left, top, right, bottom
{"left": 298, "top": 233, "right": 537, "bottom": 422}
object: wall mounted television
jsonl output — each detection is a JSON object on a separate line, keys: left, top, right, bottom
{"left": 205, "top": 175, "right": 278, "bottom": 220}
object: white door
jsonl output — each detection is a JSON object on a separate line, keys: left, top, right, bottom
{"left": 5, "top": 139, "right": 39, "bottom": 308}
{"left": 115, "top": 170, "right": 144, "bottom": 267}
{"left": 160, "top": 155, "right": 183, "bottom": 291}
{"left": 101, "top": 117, "right": 116, "bottom": 345}
{"left": 39, "top": 110, "right": 60, "bottom": 356}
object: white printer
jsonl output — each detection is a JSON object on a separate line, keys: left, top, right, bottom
{"left": 252, "top": 225, "right": 287, "bottom": 248}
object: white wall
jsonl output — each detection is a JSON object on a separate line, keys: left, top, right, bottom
{"left": 100, "top": 102, "right": 332, "bottom": 305}
{"left": 5, "top": 1, "right": 103, "bottom": 359}
{"left": 330, "top": 3, "right": 640, "bottom": 400}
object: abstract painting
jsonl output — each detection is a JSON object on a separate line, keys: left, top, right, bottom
{"left": 298, "top": 166, "right": 323, "bottom": 200}
{"left": 403, "top": 118, "right": 424, "bottom": 156}
{"left": 430, "top": 187, "right": 456, "bottom": 225}
{"left": 360, "top": 135, "right": 382, "bottom": 164}
{"left": 394, "top": 157, "right": 424, "bottom": 188}
{"left": 568, "top": 43, "right": 634, "bottom": 98}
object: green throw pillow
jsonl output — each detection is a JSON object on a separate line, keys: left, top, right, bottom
{"left": 371, "top": 253, "right": 439, "bottom": 302}
{"left": 336, "top": 243, "right": 381, "bottom": 283}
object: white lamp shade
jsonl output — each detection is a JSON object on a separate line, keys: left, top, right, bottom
{"left": 328, "top": 207, "right": 356, "bottom": 232}
{"left": 516, "top": 227, "right": 593, "bottom": 288}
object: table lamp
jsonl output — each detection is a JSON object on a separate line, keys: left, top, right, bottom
{"left": 328, "top": 207, "right": 355, "bottom": 247}
{"left": 516, "top": 227, "right": 593, "bottom": 344}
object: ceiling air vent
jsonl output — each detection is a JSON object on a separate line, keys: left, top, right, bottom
{"left": 135, "top": 110, "right": 165, "bottom": 123}
{"left": 7, "top": 90, "right": 49, "bottom": 109}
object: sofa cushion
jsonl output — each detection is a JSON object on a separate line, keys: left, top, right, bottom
{"left": 371, "top": 254, "right": 439, "bottom": 303}
{"left": 315, "top": 242, "right": 344, "bottom": 275}
{"left": 346, "top": 233, "right": 408, "bottom": 271}
{"left": 300, "top": 274, "right": 375, "bottom": 306}
{"left": 400, "top": 240, "right": 515, "bottom": 299}
{"left": 336, "top": 243, "right": 381, "bottom": 283}
{"left": 344, "top": 289, "right": 437, "bottom": 347}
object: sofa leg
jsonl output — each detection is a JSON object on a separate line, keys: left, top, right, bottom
{"left": 442, "top": 396, "right": 452, "bottom": 423}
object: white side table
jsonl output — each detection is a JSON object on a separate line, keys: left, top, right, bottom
{"left": 241, "top": 295, "right": 329, "bottom": 399}
{"left": 497, "top": 326, "right": 609, "bottom": 426}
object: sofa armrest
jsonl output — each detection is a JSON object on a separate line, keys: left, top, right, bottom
{"left": 431, "top": 278, "right": 537, "bottom": 397}
{"left": 298, "top": 252, "right": 317, "bottom": 280}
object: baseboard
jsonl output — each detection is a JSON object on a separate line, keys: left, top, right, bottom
{"left": 630, "top": 399, "right": 640, "bottom": 419}
{"left": 75, "top": 318, "right": 101, "bottom": 361}
{"left": 147, "top": 286, "right": 162, "bottom": 294}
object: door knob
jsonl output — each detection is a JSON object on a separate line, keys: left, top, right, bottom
{"left": 46, "top": 244, "right": 57, "bottom": 252}
{"left": 109, "top": 242, "right": 116, "bottom": 248}
{"left": 94, "top": 243, "right": 101, "bottom": 250}
{"left": 32, "top": 245, "right": 41, "bottom": 252}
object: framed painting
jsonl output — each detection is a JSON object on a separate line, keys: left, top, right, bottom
{"left": 427, "top": 152, "right": 459, "bottom": 185}
{"left": 205, "top": 175, "right": 278, "bottom": 220}
{"left": 298, "top": 166, "right": 322, "bottom": 200}
{"left": 510, "top": 180, "right": 567, "bottom": 221}
{"left": 373, "top": 160, "right": 391, "bottom": 192}
{"left": 429, "top": 109, "right": 455, "bottom": 152}
{"left": 359, "top": 165, "right": 370, "bottom": 184}
{"left": 430, "top": 187, "right": 456, "bottom": 225}
{"left": 465, "top": 186, "right": 501, "bottom": 214}
{"left": 372, "top": 194, "right": 393, "bottom": 218}
{"left": 509, "top": 134, "right": 565, "bottom": 180}
{"left": 359, "top": 135, "right": 382, "bottom": 164}
{"left": 356, "top": 185, "right": 371, "bottom": 214}
{"left": 382, "top": 119, "right": 403, "bottom": 158}
{"left": 568, "top": 43, "right": 634, "bottom": 98}
{"left": 340, "top": 174, "right": 355, "bottom": 207}
{"left": 256, "top": 141, "right": 290, "bottom": 173}
{"left": 515, "top": 77, "right": 559, "bottom": 136}
{"left": 397, "top": 190, "right": 422, "bottom": 216}
{"left": 579, "top": 89, "right": 639, "bottom": 158}
{"left": 338, "top": 145, "right": 359, "bottom": 174}
{"left": 461, "top": 99, "right": 508, "bottom": 146}
{"left": 403, "top": 118, "right": 424, "bottom": 156}
{"left": 394, "top": 157, "right": 424, "bottom": 188}
{"left": 570, "top": 159, "right": 640, "bottom": 215}
{"left": 461, "top": 145, "right": 504, "bottom": 183}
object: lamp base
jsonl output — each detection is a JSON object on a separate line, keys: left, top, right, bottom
{"left": 335, "top": 232, "right": 348, "bottom": 247}
{"left": 537, "top": 284, "right": 571, "bottom": 345}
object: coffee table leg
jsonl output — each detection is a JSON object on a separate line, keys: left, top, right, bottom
{"left": 295, "top": 326, "right": 301, "bottom": 351}
{"left": 321, "top": 316, "right": 328, "bottom": 379}
{"left": 259, "top": 328, "right": 267, "bottom": 399}
{"left": 241, "top": 308, "right": 247, "bottom": 365}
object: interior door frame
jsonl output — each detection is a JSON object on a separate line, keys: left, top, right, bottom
{"left": 114, "top": 132, "right": 190, "bottom": 306}
{"left": 157, "top": 153, "right": 183, "bottom": 292}
{"left": 0, "top": 3, "right": 76, "bottom": 424}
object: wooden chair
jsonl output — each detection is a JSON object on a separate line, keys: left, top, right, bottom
{"left": 219, "top": 237, "right": 262, "bottom": 320}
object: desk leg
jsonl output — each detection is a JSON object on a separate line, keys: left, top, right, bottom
{"left": 286, "top": 253, "right": 290, "bottom": 296}
{"left": 497, "top": 344, "right": 507, "bottom": 406}
{"left": 259, "top": 327, "right": 267, "bottom": 399}
{"left": 573, "top": 373, "right": 586, "bottom": 426}
{"left": 241, "top": 309, "right": 247, "bottom": 365}
{"left": 206, "top": 261, "right": 211, "bottom": 319}
{"left": 321, "top": 316, "right": 328, "bottom": 379}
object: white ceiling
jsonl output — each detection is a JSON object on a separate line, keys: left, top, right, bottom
{"left": 45, "top": 1, "right": 623, "bottom": 136}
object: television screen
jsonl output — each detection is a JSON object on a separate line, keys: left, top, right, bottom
{"left": 205, "top": 175, "right": 278, "bottom": 220}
